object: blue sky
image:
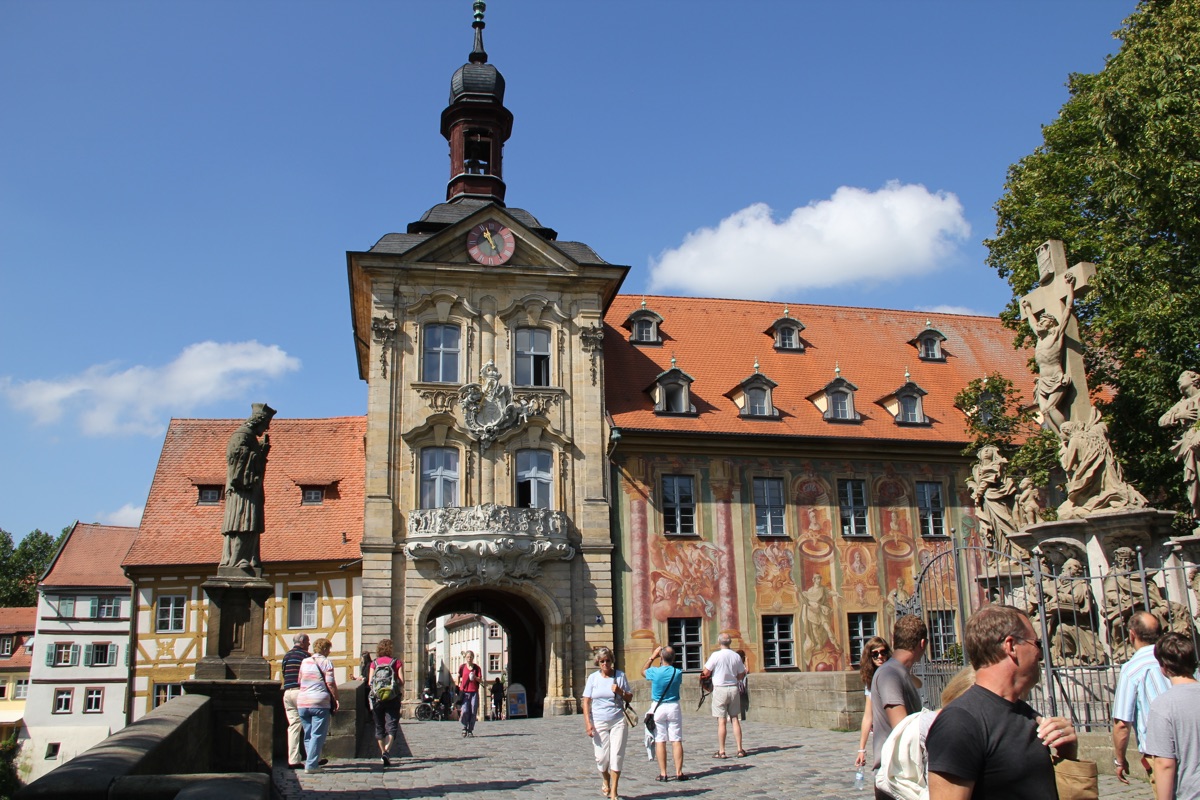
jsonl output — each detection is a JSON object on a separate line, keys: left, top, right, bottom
{"left": 1, "top": 1, "right": 1134, "bottom": 539}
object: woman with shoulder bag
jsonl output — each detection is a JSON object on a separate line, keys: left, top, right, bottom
{"left": 582, "top": 647, "right": 633, "bottom": 800}
{"left": 643, "top": 645, "right": 686, "bottom": 782}
{"left": 297, "top": 637, "right": 339, "bottom": 774}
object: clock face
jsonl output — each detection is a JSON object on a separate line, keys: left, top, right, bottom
{"left": 466, "top": 220, "right": 516, "bottom": 266}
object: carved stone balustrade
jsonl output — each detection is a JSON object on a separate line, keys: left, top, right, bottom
{"left": 403, "top": 503, "right": 575, "bottom": 587}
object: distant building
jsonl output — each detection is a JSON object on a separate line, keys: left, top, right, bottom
{"left": 121, "top": 417, "right": 365, "bottom": 718}
{"left": 18, "top": 522, "right": 137, "bottom": 782}
{"left": 0, "top": 607, "right": 35, "bottom": 745}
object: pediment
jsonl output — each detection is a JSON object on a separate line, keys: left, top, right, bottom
{"left": 400, "top": 206, "right": 581, "bottom": 274}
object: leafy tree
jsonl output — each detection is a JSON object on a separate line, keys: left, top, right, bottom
{"left": 0, "top": 527, "right": 68, "bottom": 608}
{"left": 986, "top": 0, "right": 1200, "bottom": 514}
{"left": 955, "top": 373, "right": 1061, "bottom": 518}
{"left": 0, "top": 731, "right": 19, "bottom": 800}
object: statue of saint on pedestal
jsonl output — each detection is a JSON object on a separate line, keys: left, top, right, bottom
{"left": 1057, "top": 408, "right": 1146, "bottom": 520}
{"left": 221, "top": 403, "right": 276, "bottom": 570}
{"left": 1158, "top": 369, "right": 1200, "bottom": 521}
{"left": 967, "top": 446, "right": 1020, "bottom": 557}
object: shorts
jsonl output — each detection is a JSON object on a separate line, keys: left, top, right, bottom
{"left": 711, "top": 685, "right": 741, "bottom": 718}
{"left": 652, "top": 701, "right": 683, "bottom": 743}
{"left": 372, "top": 698, "right": 400, "bottom": 739}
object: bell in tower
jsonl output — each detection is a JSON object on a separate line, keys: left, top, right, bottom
{"left": 442, "top": 1, "right": 513, "bottom": 205}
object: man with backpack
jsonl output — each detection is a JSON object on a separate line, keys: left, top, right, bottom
{"left": 368, "top": 638, "right": 403, "bottom": 767}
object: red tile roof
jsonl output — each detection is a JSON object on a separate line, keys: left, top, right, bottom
{"left": 41, "top": 523, "right": 137, "bottom": 588}
{"left": 124, "top": 417, "right": 366, "bottom": 568}
{"left": 0, "top": 608, "right": 36, "bottom": 635}
{"left": 603, "top": 295, "right": 1030, "bottom": 443}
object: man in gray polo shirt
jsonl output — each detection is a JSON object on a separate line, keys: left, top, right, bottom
{"left": 1144, "top": 632, "right": 1200, "bottom": 800}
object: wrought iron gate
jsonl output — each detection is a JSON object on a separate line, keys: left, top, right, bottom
{"left": 909, "top": 540, "right": 1198, "bottom": 732}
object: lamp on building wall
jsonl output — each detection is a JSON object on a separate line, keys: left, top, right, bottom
{"left": 594, "top": 614, "right": 603, "bottom": 625}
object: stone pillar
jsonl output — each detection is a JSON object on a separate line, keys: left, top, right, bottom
{"left": 711, "top": 471, "right": 742, "bottom": 641}
{"left": 187, "top": 572, "right": 279, "bottom": 772}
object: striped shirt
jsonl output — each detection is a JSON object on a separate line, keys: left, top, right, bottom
{"left": 281, "top": 646, "right": 308, "bottom": 690}
{"left": 296, "top": 654, "right": 336, "bottom": 709}
{"left": 1113, "top": 644, "right": 1170, "bottom": 752}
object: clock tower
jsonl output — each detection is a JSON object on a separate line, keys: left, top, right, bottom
{"left": 346, "top": 2, "right": 628, "bottom": 716}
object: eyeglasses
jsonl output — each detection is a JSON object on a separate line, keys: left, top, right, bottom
{"left": 1007, "top": 635, "right": 1043, "bottom": 652}
{"left": 870, "top": 650, "right": 888, "bottom": 659}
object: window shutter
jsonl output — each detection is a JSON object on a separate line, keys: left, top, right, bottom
{"left": 70, "top": 644, "right": 80, "bottom": 666}
{"left": 83, "top": 644, "right": 93, "bottom": 667}
{"left": 45, "top": 647, "right": 55, "bottom": 667}
{"left": 124, "top": 645, "right": 130, "bottom": 667}
{"left": 89, "top": 598, "right": 99, "bottom": 618}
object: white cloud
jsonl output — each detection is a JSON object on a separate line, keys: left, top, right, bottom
{"left": 648, "top": 182, "right": 971, "bottom": 299}
{"left": 98, "top": 503, "right": 144, "bottom": 527}
{"left": 916, "top": 304, "right": 992, "bottom": 317}
{"left": 1, "top": 341, "right": 300, "bottom": 436}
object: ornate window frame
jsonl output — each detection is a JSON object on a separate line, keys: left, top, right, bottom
{"left": 650, "top": 366, "right": 697, "bottom": 415}
{"left": 623, "top": 307, "right": 664, "bottom": 345}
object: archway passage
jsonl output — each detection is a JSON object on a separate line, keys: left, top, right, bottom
{"left": 427, "top": 589, "right": 548, "bottom": 717}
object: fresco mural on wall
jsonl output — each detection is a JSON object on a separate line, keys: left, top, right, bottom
{"left": 793, "top": 473, "right": 834, "bottom": 559}
{"left": 800, "top": 571, "right": 843, "bottom": 670}
{"left": 752, "top": 540, "right": 800, "bottom": 611}
{"left": 877, "top": 475, "right": 915, "bottom": 559}
{"left": 650, "top": 538, "right": 721, "bottom": 621}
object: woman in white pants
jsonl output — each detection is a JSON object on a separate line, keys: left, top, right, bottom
{"left": 582, "top": 647, "right": 632, "bottom": 800}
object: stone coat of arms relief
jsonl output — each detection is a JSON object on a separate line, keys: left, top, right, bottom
{"left": 458, "top": 360, "right": 533, "bottom": 448}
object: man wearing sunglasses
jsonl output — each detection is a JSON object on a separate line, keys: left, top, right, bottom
{"left": 927, "top": 605, "right": 1077, "bottom": 799}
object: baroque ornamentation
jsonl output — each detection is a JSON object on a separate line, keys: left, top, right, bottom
{"left": 417, "top": 388, "right": 459, "bottom": 413}
{"left": 580, "top": 324, "right": 604, "bottom": 386}
{"left": 458, "top": 361, "right": 532, "bottom": 448}
{"left": 513, "top": 389, "right": 560, "bottom": 417}
{"left": 403, "top": 503, "right": 575, "bottom": 587}
{"left": 372, "top": 315, "right": 398, "bottom": 379}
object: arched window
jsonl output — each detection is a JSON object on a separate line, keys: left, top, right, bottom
{"left": 422, "top": 324, "right": 461, "bottom": 383}
{"left": 777, "top": 327, "right": 797, "bottom": 350}
{"left": 900, "top": 394, "right": 921, "bottom": 423}
{"left": 516, "top": 449, "right": 553, "bottom": 509}
{"left": 420, "top": 447, "right": 459, "bottom": 509}
{"left": 746, "top": 387, "right": 769, "bottom": 416}
{"left": 515, "top": 327, "right": 551, "bottom": 386}
{"left": 665, "top": 384, "right": 687, "bottom": 413}
{"left": 830, "top": 391, "right": 851, "bottom": 420}
{"left": 634, "top": 319, "right": 656, "bottom": 342}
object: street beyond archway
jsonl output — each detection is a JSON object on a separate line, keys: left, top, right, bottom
{"left": 274, "top": 714, "right": 1143, "bottom": 799}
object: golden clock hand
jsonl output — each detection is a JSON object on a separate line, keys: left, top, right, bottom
{"left": 482, "top": 229, "right": 497, "bottom": 251}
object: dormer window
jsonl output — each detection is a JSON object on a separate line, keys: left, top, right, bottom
{"left": 624, "top": 304, "right": 664, "bottom": 346}
{"left": 301, "top": 487, "right": 325, "bottom": 505}
{"left": 882, "top": 378, "right": 931, "bottom": 426}
{"left": 910, "top": 325, "right": 947, "bottom": 362}
{"left": 197, "top": 486, "right": 221, "bottom": 505}
{"left": 810, "top": 375, "right": 861, "bottom": 423}
{"left": 766, "top": 311, "right": 805, "bottom": 352}
{"left": 634, "top": 318, "right": 656, "bottom": 343}
{"left": 651, "top": 362, "right": 697, "bottom": 415}
{"left": 727, "top": 368, "right": 779, "bottom": 419}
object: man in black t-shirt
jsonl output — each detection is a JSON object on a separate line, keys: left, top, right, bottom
{"left": 927, "top": 605, "right": 1077, "bottom": 799}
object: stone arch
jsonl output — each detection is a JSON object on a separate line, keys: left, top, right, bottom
{"left": 410, "top": 579, "right": 567, "bottom": 718}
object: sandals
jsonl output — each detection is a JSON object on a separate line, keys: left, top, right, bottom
{"left": 713, "top": 751, "right": 728, "bottom": 759}
{"left": 736, "top": 749, "right": 748, "bottom": 758}
{"left": 656, "top": 775, "right": 669, "bottom": 782}
{"left": 676, "top": 774, "right": 689, "bottom": 781}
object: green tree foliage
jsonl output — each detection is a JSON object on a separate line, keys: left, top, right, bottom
{"left": 955, "top": 373, "right": 1061, "bottom": 510}
{"left": 986, "top": 0, "right": 1200, "bottom": 513}
{"left": 0, "top": 731, "right": 19, "bottom": 800}
{"left": 0, "top": 527, "right": 68, "bottom": 608}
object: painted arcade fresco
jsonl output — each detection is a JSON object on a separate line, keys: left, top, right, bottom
{"left": 615, "top": 454, "right": 970, "bottom": 673}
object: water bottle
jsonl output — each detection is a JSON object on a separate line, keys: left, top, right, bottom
{"left": 854, "top": 766, "right": 865, "bottom": 791}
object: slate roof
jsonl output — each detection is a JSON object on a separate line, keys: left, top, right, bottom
{"left": 41, "top": 523, "right": 137, "bottom": 589}
{"left": 0, "top": 608, "right": 35, "bottom": 636}
{"left": 603, "top": 295, "right": 1031, "bottom": 444}
{"left": 124, "top": 417, "right": 366, "bottom": 568}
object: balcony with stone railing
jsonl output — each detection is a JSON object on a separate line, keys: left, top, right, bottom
{"left": 403, "top": 503, "right": 575, "bottom": 588}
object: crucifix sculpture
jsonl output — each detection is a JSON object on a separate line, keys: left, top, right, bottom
{"left": 1019, "top": 240, "right": 1096, "bottom": 435}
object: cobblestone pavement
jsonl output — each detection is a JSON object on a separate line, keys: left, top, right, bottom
{"left": 273, "top": 715, "right": 1150, "bottom": 800}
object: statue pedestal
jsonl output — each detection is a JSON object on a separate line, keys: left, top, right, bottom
{"left": 183, "top": 679, "right": 281, "bottom": 773}
{"left": 194, "top": 574, "right": 273, "bottom": 682}
{"left": 1012, "top": 508, "right": 1177, "bottom": 574}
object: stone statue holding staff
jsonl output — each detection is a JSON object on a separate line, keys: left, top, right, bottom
{"left": 221, "top": 403, "right": 276, "bottom": 571}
